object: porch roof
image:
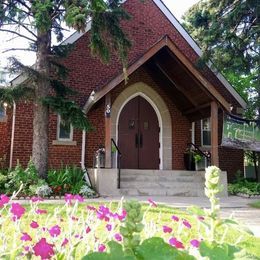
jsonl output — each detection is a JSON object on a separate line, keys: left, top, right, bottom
{"left": 84, "top": 35, "right": 231, "bottom": 119}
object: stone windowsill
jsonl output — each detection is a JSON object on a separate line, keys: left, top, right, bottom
{"left": 52, "top": 140, "right": 77, "bottom": 146}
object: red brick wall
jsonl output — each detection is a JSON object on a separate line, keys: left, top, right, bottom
{"left": 0, "top": 120, "right": 8, "bottom": 167}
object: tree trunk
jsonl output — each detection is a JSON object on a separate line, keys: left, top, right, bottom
{"left": 32, "top": 31, "right": 51, "bottom": 179}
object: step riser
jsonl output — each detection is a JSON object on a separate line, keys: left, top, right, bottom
{"left": 119, "top": 189, "right": 203, "bottom": 197}
{"left": 119, "top": 169, "right": 205, "bottom": 197}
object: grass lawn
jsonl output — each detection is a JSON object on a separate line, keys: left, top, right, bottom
{"left": 249, "top": 200, "right": 260, "bottom": 209}
{"left": 0, "top": 201, "right": 259, "bottom": 259}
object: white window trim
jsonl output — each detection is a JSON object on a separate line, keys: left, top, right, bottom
{"left": 57, "top": 115, "right": 73, "bottom": 141}
{"left": 201, "top": 118, "right": 211, "bottom": 147}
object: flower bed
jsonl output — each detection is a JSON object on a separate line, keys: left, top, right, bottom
{"left": 0, "top": 167, "right": 259, "bottom": 259}
{"left": 0, "top": 161, "right": 97, "bottom": 198}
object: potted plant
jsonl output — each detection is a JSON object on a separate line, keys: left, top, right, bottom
{"left": 194, "top": 153, "right": 205, "bottom": 171}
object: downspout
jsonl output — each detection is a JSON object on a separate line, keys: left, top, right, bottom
{"left": 9, "top": 101, "right": 16, "bottom": 169}
{"left": 81, "top": 92, "right": 96, "bottom": 187}
{"left": 81, "top": 129, "right": 92, "bottom": 187}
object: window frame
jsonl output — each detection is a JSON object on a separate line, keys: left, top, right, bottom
{"left": 201, "top": 118, "right": 211, "bottom": 147}
{"left": 57, "top": 114, "right": 73, "bottom": 141}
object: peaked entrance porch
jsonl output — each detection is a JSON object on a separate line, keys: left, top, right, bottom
{"left": 85, "top": 36, "right": 230, "bottom": 197}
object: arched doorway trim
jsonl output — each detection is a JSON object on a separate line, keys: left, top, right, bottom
{"left": 111, "top": 82, "right": 172, "bottom": 170}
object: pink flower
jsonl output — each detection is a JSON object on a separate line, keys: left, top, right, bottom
{"left": 148, "top": 198, "right": 157, "bottom": 207}
{"left": 190, "top": 239, "right": 200, "bottom": 248}
{"left": 49, "top": 225, "right": 61, "bottom": 237}
{"left": 106, "top": 224, "right": 112, "bottom": 231}
{"left": 71, "top": 216, "right": 79, "bottom": 221}
{"left": 21, "top": 232, "right": 32, "bottom": 242}
{"left": 87, "top": 205, "right": 96, "bottom": 211}
{"left": 24, "top": 246, "right": 30, "bottom": 252}
{"left": 182, "top": 220, "right": 191, "bottom": 229}
{"left": 197, "top": 216, "right": 205, "bottom": 221}
{"left": 61, "top": 238, "right": 69, "bottom": 247}
{"left": 10, "top": 203, "right": 26, "bottom": 220}
{"left": 98, "top": 244, "right": 106, "bottom": 252}
{"left": 30, "top": 221, "right": 39, "bottom": 229}
{"left": 114, "top": 233, "right": 122, "bottom": 241}
{"left": 86, "top": 226, "right": 91, "bottom": 234}
{"left": 31, "top": 197, "right": 43, "bottom": 203}
{"left": 36, "top": 209, "right": 47, "bottom": 215}
{"left": 163, "top": 225, "right": 172, "bottom": 233}
{"left": 33, "top": 238, "right": 54, "bottom": 259}
{"left": 169, "top": 237, "right": 184, "bottom": 249}
{"left": 74, "top": 194, "right": 84, "bottom": 202}
{"left": 117, "top": 209, "right": 127, "bottom": 221}
{"left": 0, "top": 194, "right": 10, "bottom": 205}
{"left": 65, "top": 194, "right": 74, "bottom": 204}
{"left": 171, "top": 215, "right": 179, "bottom": 222}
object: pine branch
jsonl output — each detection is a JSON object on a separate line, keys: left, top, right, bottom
{"left": 6, "top": 17, "right": 37, "bottom": 38}
{"left": 0, "top": 28, "right": 36, "bottom": 42}
{"left": 2, "top": 48, "right": 36, "bottom": 53}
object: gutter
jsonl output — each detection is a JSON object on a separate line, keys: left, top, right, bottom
{"left": 9, "top": 101, "right": 16, "bottom": 169}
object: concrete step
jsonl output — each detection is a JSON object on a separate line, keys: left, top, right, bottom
{"left": 121, "top": 175, "right": 196, "bottom": 182}
{"left": 120, "top": 169, "right": 200, "bottom": 177}
{"left": 119, "top": 188, "right": 203, "bottom": 197}
{"left": 120, "top": 181, "right": 203, "bottom": 189}
{"left": 118, "top": 169, "right": 205, "bottom": 197}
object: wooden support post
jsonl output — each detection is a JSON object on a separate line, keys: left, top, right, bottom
{"left": 211, "top": 101, "right": 219, "bottom": 166}
{"left": 105, "top": 94, "right": 112, "bottom": 168}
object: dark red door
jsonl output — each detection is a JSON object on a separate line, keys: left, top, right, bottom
{"left": 118, "top": 96, "right": 159, "bottom": 169}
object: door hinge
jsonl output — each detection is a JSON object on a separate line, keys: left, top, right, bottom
{"left": 159, "top": 158, "right": 161, "bottom": 164}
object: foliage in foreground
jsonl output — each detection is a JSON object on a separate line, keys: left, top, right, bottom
{"left": 0, "top": 166, "right": 259, "bottom": 259}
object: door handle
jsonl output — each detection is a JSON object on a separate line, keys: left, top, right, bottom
{"left": 139, "top": 133, "right": 143, "bottom": 148}
{"left": 135, "top": 133, "right": 138, "bottom": 148}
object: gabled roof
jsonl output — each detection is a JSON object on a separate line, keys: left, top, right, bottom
{"left": 84, "top": 35, "right": 231, "bottom": 113}
{"left": 11, "top": 0, "right": 246, "bottom": 109}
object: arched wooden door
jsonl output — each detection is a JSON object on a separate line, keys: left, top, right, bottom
{"left": 118, "top": 96, "right": 159, "bottom": 169}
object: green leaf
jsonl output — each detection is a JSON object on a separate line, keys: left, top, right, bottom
{"left": 199, "top": 241, "right": 257, "bottom": 260}
{"left": 187, "top": 206, "right": 205, "bottom": 216}
{"left": 136, "top": 237, "right": 194, "bottom": 260}
{"left": 82, "top": 241, "right": 135, "bottom": 260}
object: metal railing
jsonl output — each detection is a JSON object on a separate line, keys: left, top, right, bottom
{"left": 187, "top": 142, "right": 211, "bottom": 164}
{"left": 111, "top": 138, "right": 122, "bottom": 189}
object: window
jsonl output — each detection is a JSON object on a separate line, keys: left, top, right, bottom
{"left": 57, "top": 115, "right": 73, "bottom": 141}
{"left": 201, "top": 118, "right": 211, "bottom": 146}
{"left": 0, "top": 104, "right": 6, "bottom": 119}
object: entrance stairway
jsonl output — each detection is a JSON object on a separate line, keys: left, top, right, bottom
{"left": 119, "top": 169, "right": 205, "bottom": 197}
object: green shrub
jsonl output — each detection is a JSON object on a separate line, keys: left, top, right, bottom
{"left": 228, "top": 179, "right": 260, "bottom": 196}
{"left": 47, "top": 166, "right": 88, "bottom": 195}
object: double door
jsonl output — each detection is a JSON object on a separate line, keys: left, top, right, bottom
{"left": 118, "top": 96, "right": 159, "bottom": 169}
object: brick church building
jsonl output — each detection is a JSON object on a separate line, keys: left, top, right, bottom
{"left": 0, "top": 0, "right": 246, "bottom": 195}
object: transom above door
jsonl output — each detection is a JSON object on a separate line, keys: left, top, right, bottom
{"left": 118, "top": 96, "right": 160, "bottom": 169}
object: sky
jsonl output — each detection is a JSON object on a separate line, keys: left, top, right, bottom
{"left": 0, "top": 0, "right": 199, "bottom": 72}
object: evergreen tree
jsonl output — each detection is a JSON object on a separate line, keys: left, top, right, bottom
{"left": 0, "top": 0, "right": 131, "bottom": 178}
{"left": 182, "top": 0, "right": 259, "bottom": 119}
{"left": 182, "top": 0, "right": 259, "bottom": 181}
